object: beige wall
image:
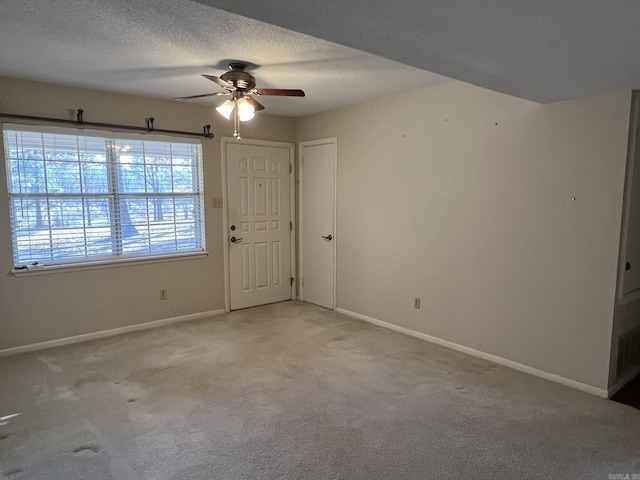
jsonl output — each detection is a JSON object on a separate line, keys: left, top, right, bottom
{"left": 0, "top": 77, "right": 295, "bottom": 350}
{"left": 0, "top": 76, "right": 632, "bottom": 391}
{"left": 296, "top": 82, "right": 631, "bottom": 390}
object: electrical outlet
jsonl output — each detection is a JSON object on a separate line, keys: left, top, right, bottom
{"left": 413, "top": 297, "right": 421, "bottom": 309}
{"left": 159, "top": 288, "right": 168, "bottom": 300}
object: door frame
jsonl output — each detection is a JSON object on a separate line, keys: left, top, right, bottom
{"left": 298, "top": 138, "right": 338, "bottom": 309}
{"left": 221, "top": 137, "right": 296, "bottom": 312}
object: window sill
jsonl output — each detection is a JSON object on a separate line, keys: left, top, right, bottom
{"left": 11, "top": 251, "right": 209, "bottom": 277}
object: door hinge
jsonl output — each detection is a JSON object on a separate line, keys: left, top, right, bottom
{"left": 291, "top": 277, "right": 294, "bottom": 287}
{"left": 290, "top": 163, "right": 292, "bottom": 173}
{"left": 290, "top": 221, "right": 293, "bottom": 231}
{"left": 301, "top": 278, "right": 304, "bottom": 287}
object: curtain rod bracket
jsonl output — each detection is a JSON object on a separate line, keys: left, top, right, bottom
{"left": 203, "top": 124, "right": 213, "bottom": 138}
{"left": 146, "top": 117, "right": 155, "bottom": 131}
{"left": 77, "top": 109, "right": 84, "bottom": 125}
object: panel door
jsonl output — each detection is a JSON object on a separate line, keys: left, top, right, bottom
{"left": 227, "top": 143, "right": 291, "bottom": 309}
{"left": 301, "top": 141, "right": 336, "bottom": 309}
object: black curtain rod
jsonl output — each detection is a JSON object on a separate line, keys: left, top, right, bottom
{"left": 0, "top": 109, "right": 214, "bottom": 139}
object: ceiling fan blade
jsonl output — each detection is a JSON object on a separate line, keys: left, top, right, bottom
{"left": 202, "top": 74, "right": 235, "bottom": 90}
{"left": 255, "top": 88, "right": 305, "bottom": 97}
{"left": 173, "top": 92, "right": 230, "bottom": 100}
{"left": 244, "top": 96, "right": 265, "bottom": 111}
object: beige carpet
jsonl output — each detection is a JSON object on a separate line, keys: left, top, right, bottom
{"left": 0, "top": 300, "right": 639, "bottom": 479}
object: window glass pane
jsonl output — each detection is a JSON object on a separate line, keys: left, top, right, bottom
{"left": 144, "top": 141, "right": 172, "bottom": 164}
{"left": 80, "top": 162, "right": 109, "bottom": 193}
{"left": 115, "top": 140, "right": 143, "bottom": 194}
{"left": 118, "top": 197, "right": 143, "bottom": 239}
{"left": 85, "top": 227, "right": 115, "bottom": 257}
{"left": 46, "top": 160, "right": 81, "bottom": 193}
{"left": 6, "top": 131, "right": 45, "bottom": 157}
{"left": 84, "top": 198, "right": 112, "bottom": 227}
{"left": 11, "top": 196, "right": 54, "bottom": 262}
{"left": 149, "top": 223, "right": 178, "bottom": 252}
{"left": 176, "top": 220, "right": 198, "bottom": 249}
{"left": 7, "top": 159, "right": 32, "bottom": 194}
{"left": 48, "top": 198, "right": 84, "bottom": 229}
{"left": 78, "top": 137, "right": 108, "bottom": 160}
{"left": 8, "top": 159, "right": 46, "bottom": 194}
{"left": 10, "top": 196, "right": 50, "bottom": 230}
{"left": 146, "top": 165, "right": 173, "bottom": 193}
{"left": 172, "top": 165, "right": 194, "bottom": 192}
{"left": 175, "top": 197, "right": 196, "bottom": 220}
{"left": 14, "top": 230, "right": 52, "bottom": 263}
{"left": 176, "top": 226, "right": 198, "bottom": 249}
{"left": 117, "top": 163, "right": 146, "bottom": 194}
{"left": 42, "top": 133, "right": 79, "bottom": 161}
{"left": 46, "top": 198, "right": 111, "bottom": 261}
{"left": 171, "top": 144, "right": 194, "bottom": 163}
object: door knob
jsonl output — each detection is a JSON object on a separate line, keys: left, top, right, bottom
{"left": 230, "top": 236, "right": 243, "bottom": 244}
{"left": 321, "top": 234, "right": 333, "bottom": 241}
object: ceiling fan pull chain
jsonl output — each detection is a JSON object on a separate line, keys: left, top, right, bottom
{"left": 233, "top": 106, "right": 241, "bottom": 141}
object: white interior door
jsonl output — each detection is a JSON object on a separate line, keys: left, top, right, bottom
{"left": 226, "top": 143, "right": 292, "bottom": 310}
{"left": 300, "top": 140, "right": 336, "bottom": 309}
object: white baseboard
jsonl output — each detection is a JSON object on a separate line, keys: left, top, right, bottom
{"left": 335, "top": 308, "right": 609, "bottom": 398}
{"left": 0, "top": 309, "right": 226, "bottom": 357}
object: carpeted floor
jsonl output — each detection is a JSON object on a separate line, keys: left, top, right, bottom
{"left": 1, "top": 300, "right": 639, "bottom": 479}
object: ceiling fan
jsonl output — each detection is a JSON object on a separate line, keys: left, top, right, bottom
{"left": 174, "top": 62, "right": 305, "bottom": 140}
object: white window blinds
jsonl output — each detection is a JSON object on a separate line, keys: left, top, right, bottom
{"left": 3, "top": 124, "right": 205, "bottom": 267}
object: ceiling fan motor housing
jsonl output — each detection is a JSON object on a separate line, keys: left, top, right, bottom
{"left": 221, "top": 63, "right": 256, "bottom": 92}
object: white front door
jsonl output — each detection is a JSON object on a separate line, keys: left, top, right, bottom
{"left": 300, "top": 139, "right": 337, "bottom": 309}
{"left": 226, "top": 142, "right": 292, "bottom": 310}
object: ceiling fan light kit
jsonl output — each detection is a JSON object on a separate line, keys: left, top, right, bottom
{"left": 236, "top": 97, "right": 255, "bottom": 122}
{"left": 215, "top": 99, "right": 235, "bottom": 119}
{"left": 175, "top": 62, "right": 305, "bottom": 141}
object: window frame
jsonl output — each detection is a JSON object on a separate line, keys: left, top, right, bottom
{"left": 3, "top": 123, "right": 207, "bottom": 274}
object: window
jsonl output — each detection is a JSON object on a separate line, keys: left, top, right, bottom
{"left": 3, "top": 124, "right": 205, "bottom": 269}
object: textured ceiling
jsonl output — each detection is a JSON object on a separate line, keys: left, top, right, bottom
{"left": 3, "top": 1, "right": 639, "bottom": 118}
{"left": 0, "top": 0, "right": 450, "bottom": 117}
{"left": 196, "top": 0, "right": 640, "bottom": 104}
